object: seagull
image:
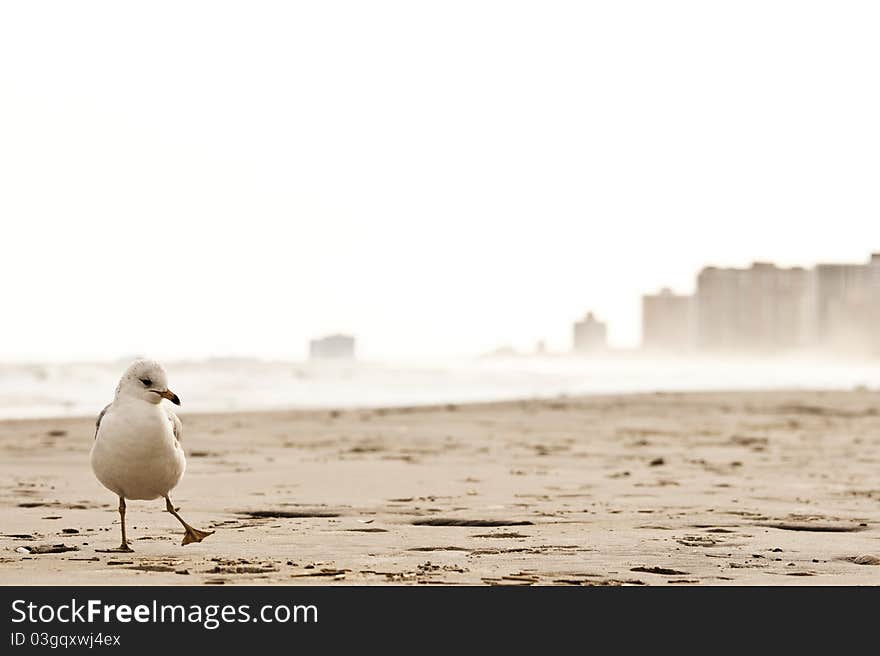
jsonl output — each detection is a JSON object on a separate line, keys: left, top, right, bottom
{"left": 90, "top": 359, "right": 213, "bottom": 552}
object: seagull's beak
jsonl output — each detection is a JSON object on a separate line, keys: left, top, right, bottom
{"left": 159, "top": 389, "right": 181, "bottom": 406}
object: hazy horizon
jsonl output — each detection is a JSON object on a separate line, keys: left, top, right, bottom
{"left": 2, "top": 354, "right": 878, "bottom": 420}
{"left": 2, "top": 2, "right": 878, "bottom": 362}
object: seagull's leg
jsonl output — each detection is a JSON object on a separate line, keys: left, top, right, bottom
{"left": 98, "top": 496, "right": 134, "bottom": 553}
{"left": 164, "top": 496, "right": 214, "bottom": 546}
{"left": 118, "top": 496, "right": 130, "bottom": 551}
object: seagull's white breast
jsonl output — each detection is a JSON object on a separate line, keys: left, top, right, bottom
{"left": 90, "top": 399, "right": 186, "bottom": 501}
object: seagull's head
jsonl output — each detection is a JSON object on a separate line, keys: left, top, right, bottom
{"left": 115, "top": 359, "right": 181, "bottom": 406}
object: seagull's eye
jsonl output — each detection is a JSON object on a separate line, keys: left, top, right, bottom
{"left": 140, "top": 378, "right": 152, "bottom": 388}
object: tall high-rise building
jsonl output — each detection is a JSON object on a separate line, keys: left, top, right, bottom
{"left": 695, "top": 263, "right": 814, "bottom": 353}
{"left": 815, "top": 253, "right": 880, "bottom": 354}
{"left": 642, "top": 252, "right": 879, "bottom": 356}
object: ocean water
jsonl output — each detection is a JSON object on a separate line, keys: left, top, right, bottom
{"left": 0, "top": 356, "right": 878, "bottom": 420}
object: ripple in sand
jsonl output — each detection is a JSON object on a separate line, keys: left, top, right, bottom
{"left": 759, "top": 522, "right": 868, "bottom": 533}
{"left": 412, "top": 518, "right": 533, "bottom": 527}
{"left": 238, "top": 510, "right": 341, "bottom": 519}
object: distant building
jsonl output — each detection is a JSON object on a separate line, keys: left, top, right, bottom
{"left": 309, "top": 334, "right": 356, "bottom": 361}
{"left": 695, "top": 263, "right": 814, "bottom": 353}
{"left": 815, "top": 253, "right": 880, "bottom": 354}
{"left": 641, "top": 288, "right": 695, "bottom": 352}
{"left": 483, "top": 345, "right": 518, "bottom": 359}
{"left": 572, "top": 312, "right": 606, "bottom": 353}
{"left": 640, "top": 251, "right": 880, "bottom": 357}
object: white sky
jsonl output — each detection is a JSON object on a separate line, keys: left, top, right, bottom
{"left": 1, "top": 2, "right": 878, "bottom": 362}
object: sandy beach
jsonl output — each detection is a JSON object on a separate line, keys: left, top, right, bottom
{"left": 2, "top": 389, "right": 879, "bottom": 586}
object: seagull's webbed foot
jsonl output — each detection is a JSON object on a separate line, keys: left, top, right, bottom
{"left": 164, "top": 496, "right": 214, "bottom": 546}
{"left": 181, "top": 526, "right": 214, "bottom": 546}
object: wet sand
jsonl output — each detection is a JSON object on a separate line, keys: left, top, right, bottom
{"left": 2, "top": 390, "right": 880, "bottom": 585}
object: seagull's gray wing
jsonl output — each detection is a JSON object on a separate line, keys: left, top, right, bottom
{"left": 95, "top": 403, "right": 111, "bottom": 440}
{"left": 166, "top": 407, "right": 182, "bottom": 443}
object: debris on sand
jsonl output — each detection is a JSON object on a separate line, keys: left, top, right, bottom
{"left": 205, "top": 565, "right": 279, "bottom": 575}
{"left": 471, "top": 532, "right": 530, "bottom": 539}
{"left": 631, "top": 566, "right": 688, "bottom": 576}
{"left": 407, "top": 546, "right": 470, "bottom": 552}
{"left": 16, "top": 544, "right": 80, "bottom": 555}
{"left": 128, "top": 565, "right": 177, "bottom": 573}
{"left": 290, "top": 568, "right": 349, "bottom": 578}
{"left": 842, "top": 554, "right": 880, "bottom": 566}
